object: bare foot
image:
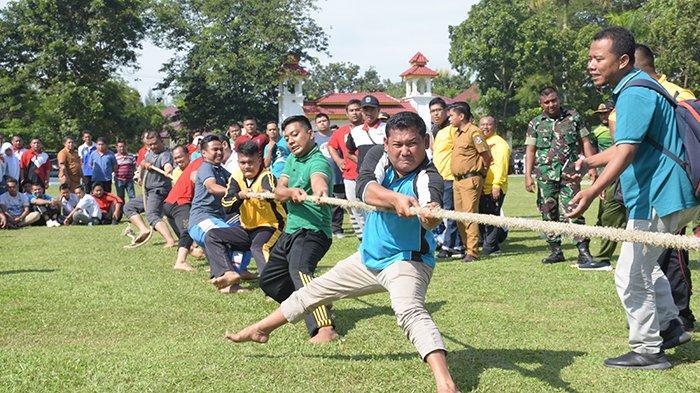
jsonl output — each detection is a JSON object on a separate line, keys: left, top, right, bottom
{"left": 437, "top": 383, "right": 460, "bottom": 393}
{"left": 309, "top": 326, "right": 339, "bottom": 344}
{"left": 225, "top": 324, "right": 269, "bottom": 343}
{"left": 218, "top": 284, "right": 251, "bottom": 294}
{"left": 189, "top": 246, "right": 205, "bottom": 259}
{"left": 239, "top": 269, "right": 258, "bottom": 281}
{"left": 210, "top": 271, "right": 240, "bottom": 289}
{"left": 134, "top": 231, "right": 151, "bottom": 244}
{"left": 173, "top": 261, "right": 195, "bottom": 272}
{"left": 163, "top": 242, "right": 177, "bottom": 249}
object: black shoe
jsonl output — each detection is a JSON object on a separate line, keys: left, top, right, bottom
{"left": 542, "top": 243, "right": 565, "bottom": 264}
{"left": 578, "top": 260, "right": 612, "bottom": 271}
{"left": 576, "top": 240, "right": 601, "bottom": 265}
{"left": 437, "top": 250, "right": 451, "bottom": 259}
{"left": 679, "top": 315, "right": 695, "bottom": 332}
{"left": 482, "top": 246, "right": 501, "bottom": 257}
{"left": 603, "top": 351, "right": 671, "bottom": 370}
{"left": 661, "top": 319, "right": 692, "bottom": 350}
{"left": 462, "top": 254, "right": 478, "bottom": 263}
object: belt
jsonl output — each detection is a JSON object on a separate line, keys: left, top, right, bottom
{"left": 454, "top": 172, "right": 483, "bottom": 181}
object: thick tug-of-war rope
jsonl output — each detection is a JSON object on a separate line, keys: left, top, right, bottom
{"left": 246, "top": 192, "right": 700, "bottom": 252}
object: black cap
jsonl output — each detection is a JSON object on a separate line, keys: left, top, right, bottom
{"left": 361, "top": 95, "right": 380, "bottom": 108}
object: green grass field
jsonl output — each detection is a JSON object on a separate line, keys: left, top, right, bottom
{"left": 1, "top": 176, "right": 698, "bottom": 392}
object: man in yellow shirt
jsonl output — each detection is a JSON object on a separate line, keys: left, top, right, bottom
{"left": 634, "top": 44, "right": 696, "bottom": 102}
{"left": 432, "top": 116, "right": 463, "bottom": 259}
{"left": 478, "top": 116, "right": 510, "bottom": 255}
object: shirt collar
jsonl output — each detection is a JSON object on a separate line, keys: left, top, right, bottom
{"left": 612, "top": 68, "right": 642, "bottom": 95}
{"left": 296, "top": 144, "right": 320, "bottom": 162}
{"left": 362, "top": 119, "right": 382, "bottom": 131}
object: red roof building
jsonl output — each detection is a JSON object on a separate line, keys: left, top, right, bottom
{"left": 400, "top": 52, "right": 439, "bottom": 78}
{"left": 303, "top": 92, "right": 415, "bottom": 121}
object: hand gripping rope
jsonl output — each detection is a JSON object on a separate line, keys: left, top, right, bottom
{"left": 246, "top": 192, "right": 700, "bottom": 251}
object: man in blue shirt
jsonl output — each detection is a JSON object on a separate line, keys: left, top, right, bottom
{"left": 188, "top": 135, "right": 244, "bottom": 293}
{"left": 226, "top": 112, "right": 458, "bottom": 393}
{"left": 88, "top": 137, "right": 117, "bottom": 193}
{"left": 569, "top": 27, "right": 699, "bottom": 370}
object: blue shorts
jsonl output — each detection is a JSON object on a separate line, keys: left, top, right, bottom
{"left": 188, "top": 217, "right": 231, "bottom": 246}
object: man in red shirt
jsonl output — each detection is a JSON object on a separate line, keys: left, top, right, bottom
{"left": 328, "top": 98, "right": 365, "bottom": 238}
{"left": 91, "top": 183, "right": 123, "bottom": 224}
{"left": 164, "top": 152, "right": 204, "bottom": 272}
{"left": 235, "top": 116, "right": 269, "bottom": 151}
{"left": 20, "top": 137, "right": 52, "bottom": 189}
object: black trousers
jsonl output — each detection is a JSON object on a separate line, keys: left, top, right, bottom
{"left": 478, "top": 193, "right": 507, "bottom": 251}
{"left": 332, "top": 183, "right": 345, "bottom": 234}
{"left": 658, "top": 228, "right": 694, "bottom": 328}
{"left": 205, "top": 225, "right": 278, "bottom": 275}
{"left": 163, "top": 203, "right": 193, "bottom": 249}
{"left": 260, "top": 228, "right": 334, "bottom": 336}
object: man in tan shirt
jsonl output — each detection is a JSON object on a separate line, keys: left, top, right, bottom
{"left": 449, "top": 102, "right": 492, "bottom": 262}
{"left": 57, "top": 136, "right": 83, "bottom": 190}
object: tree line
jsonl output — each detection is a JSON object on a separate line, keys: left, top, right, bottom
{"left": 0, "top": 0, "right": 696, "bottom": 149}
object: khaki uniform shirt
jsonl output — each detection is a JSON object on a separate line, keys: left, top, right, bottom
{"left": 57, "top": 147, "right": 82, "bottom": 183}
{"left": 451, "top": 123, "right": 490, "bottom": 178}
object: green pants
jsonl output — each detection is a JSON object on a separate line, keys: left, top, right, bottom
{"left": 593, "top": 181, "right": 628, "bottom": 261}
{"left": 536, "top": 178, "right": 587, "bottom": 244}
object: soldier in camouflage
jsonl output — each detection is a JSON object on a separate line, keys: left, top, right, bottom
{"left": 524, "top": 86, "right": 600, "bottom": 264}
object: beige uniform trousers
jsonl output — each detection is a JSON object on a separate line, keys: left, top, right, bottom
{"left": 280, "top": 251, "right": 446, "bottom": 360}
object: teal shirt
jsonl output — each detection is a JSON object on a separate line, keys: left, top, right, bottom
{"left": 281, "top": 145, "right": 333, "bottom": 238}
{"left": 612, "top": 68, "right": 698, "bottom": 219}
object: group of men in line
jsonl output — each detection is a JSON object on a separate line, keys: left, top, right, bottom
{"left": 1, "top": 26, "right": 698, "bottom": 390}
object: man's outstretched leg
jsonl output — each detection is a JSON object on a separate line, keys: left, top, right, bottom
{"left": 426, "top": 350, "right": 459, "bottom": 393}
{"left": 225, "top": 308, "right": 287, "bottom": 343}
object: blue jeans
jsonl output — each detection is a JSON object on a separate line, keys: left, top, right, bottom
{"left": 432, "top": 180, "right": 462, "bottom": 250}
{"left": 115, "top": 179, "right": 135, "bottom": 201}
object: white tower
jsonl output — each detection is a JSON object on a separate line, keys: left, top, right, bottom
{"left": 278, "top": 53, "right": 308, "bottom": 123}
{"left": 401, "top": 52, "right": 438, "bottom": 130}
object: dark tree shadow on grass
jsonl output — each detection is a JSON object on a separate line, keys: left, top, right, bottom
{"left": 331, "top": 298, "right": 446, "bottom": 337}
{"left": 299, "top": 332, "right": 585, "bottom": 392}
{"left": 0, "top": 268, "right": 56, "bottom": 275}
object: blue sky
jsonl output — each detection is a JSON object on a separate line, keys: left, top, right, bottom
{"left": 1, "top": 0, "right": 478, "bottom": 98}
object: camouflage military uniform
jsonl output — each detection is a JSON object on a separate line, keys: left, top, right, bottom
{"left": 525, "top": 109, "right": 589, "bottom": 244}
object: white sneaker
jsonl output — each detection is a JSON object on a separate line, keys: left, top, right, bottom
{"left": 46, "top": 220, "right": 53, "bottom": 227}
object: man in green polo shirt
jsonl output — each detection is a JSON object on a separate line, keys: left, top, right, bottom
{"left": 258, "top": 115, "right": 339, "bottom": 343}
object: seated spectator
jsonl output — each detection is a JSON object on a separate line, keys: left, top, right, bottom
{"left": 0, "top": 177, "right": 40, "bottom": 228}
{"left": 57, "top": 183, "right": 79, "bottom": 224}
{"left": 91, "top": 183, "right": 123, "bottom": 225}
{"left": 27, "top": 182, "right": 61, "bottom": 227}
{"left": 64, "top": 185, "right": 101, "bottom": 225}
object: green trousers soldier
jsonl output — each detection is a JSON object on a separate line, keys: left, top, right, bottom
{"left": 593, "top": 180, "right": 627, "bottom": 262}
{"left": 536, "top": 177, "right": 597, "bottom": 263}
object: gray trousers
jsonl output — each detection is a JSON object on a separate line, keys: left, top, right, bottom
{"left": 344, "top": 179, "right": 364, "bottom": 238}
{"left": 280, "top": 252, "right": 446, "bottom": 360}
{"left": 617, "top": 205, "right": 700, "bottom": 354}
{"left": 123, "top": 187, "right": 168, "bottom": 226}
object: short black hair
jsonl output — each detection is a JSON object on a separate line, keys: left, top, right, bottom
{"left": 82, "top": 131, "right": 92, "bottom": 137}
{"left": 266, "top": 120, "right": 278, "bottom": 126}
{"left": 447, "top": 102, "right": 472, "bottom": 120}
{"left": 5, "top": 177, "right": 17, "bottom": 186}
{"left": 62, "top": 136, "right": 74, "bottom": 143}
{"left": 315, "top": 113, "right": 329, "bottom": 121}
{"left": 74, "top": 184, "right": 86, "bottom": 193}
{"left": 281, "top": 115, "right": 312, "bottom": 132}
{"left": 385, "top": 111, "right": 427, "bottom": 138}
{"left": 539, "top": 86, "right": 558, "bottom": 97}
{"left": 429, "top": 97, "right": 447, "bottom": 109}
{"left": 91, "top": 182, "right": 103, "bottom": 191}
{"left": 96, "top": 137, "right": 107, "bottom": 144}
{"left": 243, "top": 116, "right": 256, "bottom": 123}
{"left": 31, "top": 181, "right": 44, "bottom": 189}
{"left": 216, "top": 134, "right": 230, "bottom": 147}
{"left": 144, "top": 130, "right": 160, "bottom": 140}
{"left": 171, "top": 144, "right": 187, "bottom": 155}
{"left": 236, "top": 140, "right": 260, "bottom": 157}
{"left": 346, "top": 99, "right": 362, "bottom": 110}
{"left": 200, "top": 134, "right": 221, "bottom": 151}
{"left": 634, "top": 43, "right": 655, "bottom": 69}
{"left": 59, "top": 183, "right": 71, "bottom": 191}
{"left": 593, "top": 26, "right": 636, "bottom": 65}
